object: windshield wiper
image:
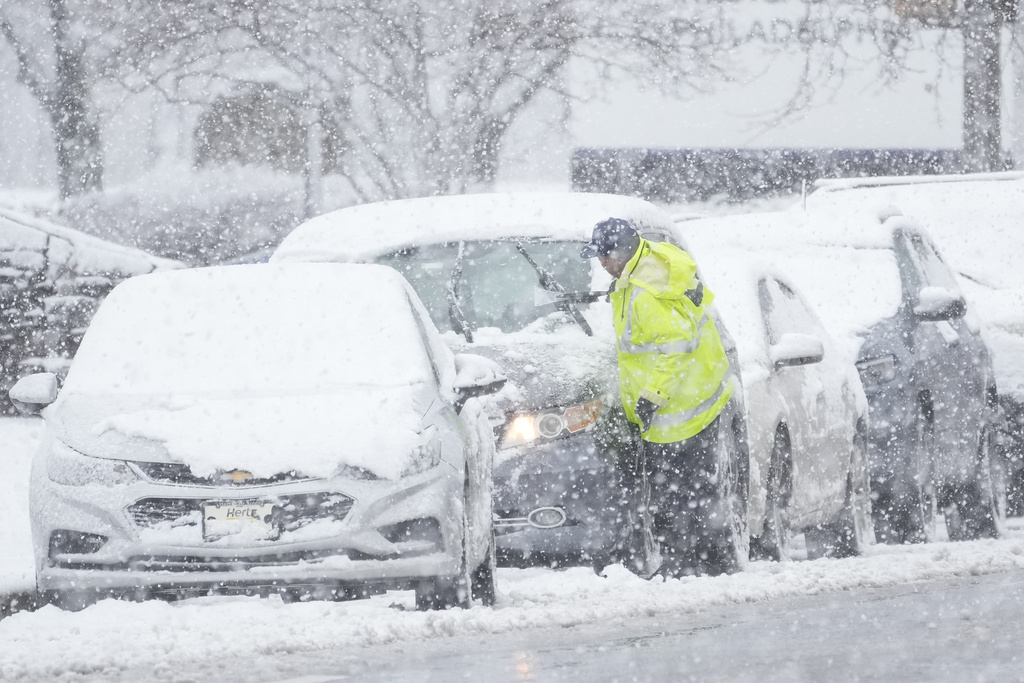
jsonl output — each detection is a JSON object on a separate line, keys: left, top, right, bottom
{"left": 514, "top": 241, "right": 593, "bottom": 336}
{"left": 446, "top": 241, "right": 474, "bottom": 343}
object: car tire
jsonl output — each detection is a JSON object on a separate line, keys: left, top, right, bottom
{"left": 470, "top": 528, "right": 497, "bottom": 607}
{"left": 945, "top": 426, "right": 1002, "bottom": 541}
{"left": 806, "top": 421, "right": 875, "bottom": 559}
{"left": 750, "top": 427, "right": 791, "bottom": 562}
{"left": 416, "top": 443, "right": 496, "bottom": 611}
{"left": 44, "top": 589, "right": 100, "bottom": 612}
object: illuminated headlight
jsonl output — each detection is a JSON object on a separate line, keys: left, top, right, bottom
{"left": 856, "top": 355, "right": 897, "bottom": 389}
{"left": 500, "top": 399, "right": 602, "bottom": 449}
{"left": 46, "top": 441, "right": 138, "bottom": 486}
{"left": 401, "top": 427, "right": 443, "bottom": 477}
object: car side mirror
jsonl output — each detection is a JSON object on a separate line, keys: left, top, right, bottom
{"left": 9, "top": 372, "right": 59, "bottom": 415}
{"left": 453, "top": 353, "right": 507, "bottom": 412}
{"left": 770, "top": 333, "right": 825, "bottom": 369}
{"left": 913, "top": 286, "right": 966, "bottom": 321}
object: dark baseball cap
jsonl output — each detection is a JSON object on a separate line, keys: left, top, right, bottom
{"left": 580, "top": 218, "right": 641, "bottom": 258}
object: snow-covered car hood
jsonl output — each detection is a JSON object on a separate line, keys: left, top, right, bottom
{"left": 452, "top": 315, "right": 617, "bottom": 416}
{"left": 47, "top": 387, "right": 435, "bottom": 481}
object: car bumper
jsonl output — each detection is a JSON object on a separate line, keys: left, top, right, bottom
{"left": 30, "top": 452, "right": 464, "bottom": 594}
{"left": 492, "top": 433, "right": 623, "bottom": 561}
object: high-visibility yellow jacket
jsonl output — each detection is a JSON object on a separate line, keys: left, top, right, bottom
{"left": 612, "top": 239, "right": 734, "bottom": 443}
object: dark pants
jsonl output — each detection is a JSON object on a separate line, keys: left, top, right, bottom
{"left": 621, "top": 416, "right": 738, "bottom": 578}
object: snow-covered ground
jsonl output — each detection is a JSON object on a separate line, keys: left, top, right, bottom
{"left": 3, "top": 416, "right": 1024, "bottom": 681}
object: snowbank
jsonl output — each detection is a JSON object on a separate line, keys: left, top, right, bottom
{"left": 3, "top": 533, "right": 1024, "bottom": 680}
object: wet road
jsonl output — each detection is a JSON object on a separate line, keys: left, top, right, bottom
{"left": 179, "top": 569, "right": 1024, "bottom": 683}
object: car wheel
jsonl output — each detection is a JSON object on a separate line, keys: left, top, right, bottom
{"left": 945, "top": 426, "right": 1002, "bottom": 541}
{"left": 750, "top": 427, "right": 791, "bottom": 562}
{"left": 45, "top": 589, "right": 100, "bottom": 612}
{"left": 416, "top": 439, "right": 496, "bottom": 611}
{"left": 470, "top": 528, "right": 497, "bottom": 607}
{"left": 415, "top": 506, "right": 473, "bottom": 611}
{"left": 806, "top": 421, "right": 875, "bottom": 559}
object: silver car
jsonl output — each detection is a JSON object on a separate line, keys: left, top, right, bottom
{"left": 11, "top": 263, "right": 503, "bottom": 610}
{"left": 676, "top": 238, "right": 874, "bottom": 560}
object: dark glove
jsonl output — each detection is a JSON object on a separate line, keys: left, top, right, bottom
{"left": 634, "top": 397, "right": 659, "bottom": 433}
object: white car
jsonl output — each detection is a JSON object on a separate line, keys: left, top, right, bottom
{"left": 677, "top": 237, "right": 874, "bottom": 559}
{"left": 11, "top": 263, "right": 503, "bottom": 610}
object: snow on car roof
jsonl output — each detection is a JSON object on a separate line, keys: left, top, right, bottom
{"left": 806, "top": 173, "right": 1024, "bottom": 290}
{"left": 685, "top": 244, "right": 867, "bottom": 413}
{"left": 271, "top": 192, "right": 680, "bottom": 263}
{"left": 66, "top": 262, "right": 435, "bottom": 396}
{"left": 0, "top": 208, "right": 181, "bottom": 275}
{"left": 805, "top": 173, "right": 1024, "bottom": 398}
{"left": 680, "top": 210, "right": 905, "bottom": 364}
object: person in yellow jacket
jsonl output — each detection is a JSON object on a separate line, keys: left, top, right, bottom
{"left": 580, "top": 217, "right": 738, "bottom": 577}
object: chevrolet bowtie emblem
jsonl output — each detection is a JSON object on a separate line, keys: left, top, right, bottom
{"left": 223, "top": 470, "right": 255, "bottom": 484}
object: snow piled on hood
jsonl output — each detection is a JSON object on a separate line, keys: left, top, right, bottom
{"left": 271, "top": 192, "right": 679, "bottom": 264}
{"left": 53, "top": 263, "right": 444, "bottom": 479}
{"left": 91, "top": 391, "right": 424, "bottom": 479}
{"left": 62, "top": 263, "right": 436, "bottom": 396}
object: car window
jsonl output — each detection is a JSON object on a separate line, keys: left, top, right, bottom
{"left": 378, "top": 240, "right": 591, "bottom": 334}
{"left": 757, "top": 276, "right": 824, "bottom": 347}
{"left": 893, "top": 228, "right": 962, "bottom": 304}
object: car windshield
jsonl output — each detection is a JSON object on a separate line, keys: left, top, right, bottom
{"left": 62, "top": 264, "right": 435, "bottom": 397}
{"left": 378, "top": 240, "right": 592, "bottom": 335}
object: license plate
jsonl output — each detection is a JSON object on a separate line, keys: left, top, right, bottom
{"left": 202, "top": 501, "right": 278, "bottom": 541}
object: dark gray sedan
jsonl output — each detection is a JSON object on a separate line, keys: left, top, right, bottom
{"left": 272, "top": 192, "right": 751, "bottom": 572}
{"left": 681, "top": 206, "right": 1002, "bottom": 544}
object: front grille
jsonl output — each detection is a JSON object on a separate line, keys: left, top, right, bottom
{"left": 132, "top": 462, "right": 309, "bottom": 487}
{"left": 125, "top": 549, "right": 349, "bottom": 572}
{"left": 127, "top": 492, "right": 355, "bottom": 533}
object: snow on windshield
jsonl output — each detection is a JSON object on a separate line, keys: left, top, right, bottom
{"left": 62, "top": 263, "right": 434, "bottom": 397}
